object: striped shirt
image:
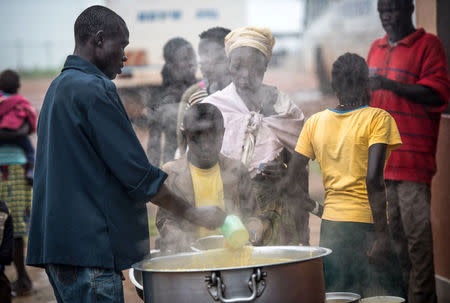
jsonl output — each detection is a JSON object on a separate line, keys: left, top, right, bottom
{"left": 368, "top": 29, "right": 450, "bottom": 184}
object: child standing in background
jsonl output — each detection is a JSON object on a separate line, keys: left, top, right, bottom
{"left": 0, "top": 70, "right": 37, "bottom": 184}
{"left": 0, "top": 69, "right": 36, "bottom": 296}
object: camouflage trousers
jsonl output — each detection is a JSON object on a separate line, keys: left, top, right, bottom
{"left": 387, "top": 180, "right": 437, "bottom": 303}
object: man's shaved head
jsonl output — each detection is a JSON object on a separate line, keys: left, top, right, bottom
{"left": 74, "top": 5, "right": 127, "bottom": 46}
{"left": 73, "top": 5, "right": 129, "bottom": 80}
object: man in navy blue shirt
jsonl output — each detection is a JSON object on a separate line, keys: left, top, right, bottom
{"left": 26, "top": 6, "right": 225, "bottom": 303}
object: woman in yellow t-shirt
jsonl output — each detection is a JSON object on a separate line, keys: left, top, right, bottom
{"left": 285, "top": 53, "right": 404, "bottom": 297}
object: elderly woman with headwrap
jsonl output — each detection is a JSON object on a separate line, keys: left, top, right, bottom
{"left": 202, "top": 27, "right": 310, "bottom": 245}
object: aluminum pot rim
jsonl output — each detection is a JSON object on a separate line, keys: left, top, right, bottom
{"left": 326, "top": 292, "right": 361, "bottom": 301}
{"left": 132, "top": 245, "right": 332, "bottom": 273}
{"left": 360, "top": 296, "right": 405, "bottom": 303}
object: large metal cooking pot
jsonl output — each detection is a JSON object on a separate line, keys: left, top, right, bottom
{"left": 132, "top": 246, "right": 331, "bottom": 303}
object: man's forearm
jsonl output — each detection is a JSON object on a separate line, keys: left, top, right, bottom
{"left": 151, "top": 184, "right": 226, "bottom": 229}
{"left": 383, "top": 79, "right": 443, "bottom": 107}
{"left": 151, "top": 184, "right": 193, "bottom": 221}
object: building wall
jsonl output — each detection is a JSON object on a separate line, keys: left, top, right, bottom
{"left": 416, "top": 0, "right": 450, "bottom": 301}
{"left": 437, "top": 0, "right": 450, "bottom": 89}
{"left": 431, "top": 115, "right": 450, "bottom": 301}
{"left": 415, "top": 0, "right": 436, "bottom": 34}
{"left": 106, "top": 0, "right": 247, "bottom": 66}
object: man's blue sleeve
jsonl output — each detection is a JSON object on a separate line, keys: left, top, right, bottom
{"left": 86, "top": 88, "right": 167, "bottom": 203}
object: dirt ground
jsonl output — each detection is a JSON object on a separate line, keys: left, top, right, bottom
{"left": 5, "top": 69, "right": 331, "bottom": 302}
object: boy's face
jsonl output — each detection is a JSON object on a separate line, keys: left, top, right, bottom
{"left": 198, "top": 39, "right": 228, "bottom": 85}
{"left": 185, "top": 120, "right": 224, "bottom": 168}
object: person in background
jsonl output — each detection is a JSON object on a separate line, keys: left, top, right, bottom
{"left": 0, "top": 69, "right": 36, "bottom": 296}
{"left": 368, "top": 1, "right": 450, "bottom": 302}
{"left": 157, "top": 103, "right": 267, "bottom": 253}
{"left": 147, "top": 37, "right": 197, "bottom": 166}
{"left": 26, "top": 6, "right": 225, "bottom": 303}
{"left": 0, "top": 199, "right": 13, "bottom": 302}
{"left": 176, "top": 27, "right": 232, "bottom": 156}
{"left": 203, "top": 27, "right": 310, "bottom": 246}
{"left": 0, "top": 70, "right": 36, "bottom": 184}
{"left": 286, "top": 53, "right": 403, "bottom": 296}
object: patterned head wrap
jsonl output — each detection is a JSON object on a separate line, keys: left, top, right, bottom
{"left": 224, "top": 27, "right": 275, "bottom": 60}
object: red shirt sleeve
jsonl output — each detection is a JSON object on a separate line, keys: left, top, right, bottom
{"left": 417, "top": 35, "right": 450, "bottom": 113}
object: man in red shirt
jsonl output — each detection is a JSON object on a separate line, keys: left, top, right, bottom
{"left": 368, "top": 1, "right": 450, "bottom": 302}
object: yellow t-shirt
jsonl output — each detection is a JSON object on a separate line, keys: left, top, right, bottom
{"left": 189, "top": 163, "right": 225, "bottom": 238}
{"left": 295, "top": 106, "right": 402, "bottom": 223}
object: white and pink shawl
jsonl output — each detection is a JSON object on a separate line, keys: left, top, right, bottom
{"left": 203, "top": 83, "right": 304, "bottom": 177}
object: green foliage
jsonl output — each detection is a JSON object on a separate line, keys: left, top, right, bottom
{"left": 18, "top": 68, "right": 59, "bottom": 79}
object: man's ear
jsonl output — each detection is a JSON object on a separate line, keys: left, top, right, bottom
{"left": 94, "top": 30, "right": 105, "bottom": 48}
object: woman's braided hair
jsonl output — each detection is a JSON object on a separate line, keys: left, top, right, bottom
{"left": 331, "top": 52, "right": 370, "bottom": 106}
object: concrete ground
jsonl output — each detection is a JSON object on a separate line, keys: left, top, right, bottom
{"left": 5, "top": 68, "right": 330, "bottom": 302}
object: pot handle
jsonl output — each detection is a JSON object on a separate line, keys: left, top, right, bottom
{"left": 206, "top": 269, "right": 266, "bottom": 303}
{"left": 216, "top": 274, "right": 258, "bottom": 303}
{"left": 129, "top": 268, "right": 143, "bottom": 290}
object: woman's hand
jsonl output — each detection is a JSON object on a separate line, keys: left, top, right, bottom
{"left": 260, "top": 160, "right": 287, "bottom": 180}
{"left": 245, "top": 217, "right": 264, "bottom": 244}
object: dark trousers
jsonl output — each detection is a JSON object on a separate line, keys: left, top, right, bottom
{"left": 0, "top": 268, "right": 11, "bottom": 303}
{"left": 320, "top": 220, "right": 404, "bottom": 298}
{"left": 45, "top": 264, "right": 124, "bottom": 303}
{"left": 387, "top": 180, "right": 437, "bottom": 303}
